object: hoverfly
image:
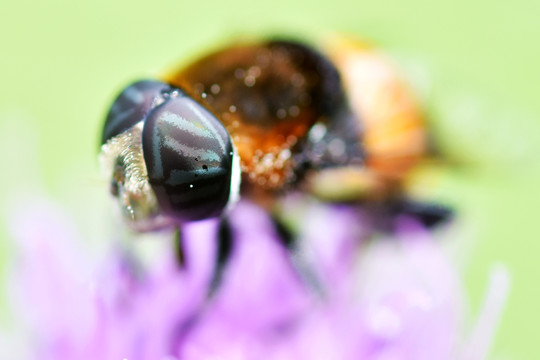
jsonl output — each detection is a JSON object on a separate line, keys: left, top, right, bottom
{"left": 100, "top": 37, "right": 449, "bottom": 276}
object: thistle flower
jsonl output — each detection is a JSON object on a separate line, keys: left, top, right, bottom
{"left": 3, "top": 196, "right": 507, "bottom": 359}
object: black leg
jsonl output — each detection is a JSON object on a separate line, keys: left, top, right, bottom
{"left": 206, "top": 213, "right": 329, "bottom": 298}
{"left": 208, "top": 217, "right": 235, "bottom": 297}
{"left": 393, "top": 199, "right": 453, "bottom": 228}
{"left": 271, "top": 216, "right": 295, "bottom": 250}
{"left": 169, "top": 220, "right": 234, "bottom": 351}
{"left": 270, "top": 215, "right": 325, "bottom": 298}
{"left": 173, "top": 227, "right": 187, "bottom": 269}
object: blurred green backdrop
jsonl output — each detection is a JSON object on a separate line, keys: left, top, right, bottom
{"left": 1, "top": 0, "right": 538, "bottom": 358}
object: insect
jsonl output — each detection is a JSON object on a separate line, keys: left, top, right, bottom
{"left": 100, "top": 40, "right": 367, "bottom": 230}
{"left": 100, "top": 37, "right": 449, "bottom": 278}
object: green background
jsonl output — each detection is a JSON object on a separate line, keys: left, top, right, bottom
{"left": 1, "top": 0, "right": 538, "bottom": 358}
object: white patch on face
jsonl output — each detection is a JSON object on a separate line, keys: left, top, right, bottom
{"left": 99, "top": 122, "right": 148, "bottom": 194}
{"left": 99, "top": 121, "right": 171, "bottom": 232}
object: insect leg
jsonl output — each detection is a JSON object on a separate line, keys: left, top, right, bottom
{"left": 393, "top": 199, "right": 453, "bottom": 229}
{"left": 208, "top": 217, "right": 234, "bottom": 297}
{"left": 173, "top": 227, "right": 187, "bottom": 269}
{"left": 270, "top": 216, "right": 325, "bottom": 298}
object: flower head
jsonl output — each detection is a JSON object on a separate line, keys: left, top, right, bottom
{"left": 3, "top": 196, "right": 505, "bottom": 359}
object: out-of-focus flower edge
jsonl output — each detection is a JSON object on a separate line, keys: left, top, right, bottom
{"left": 0, "top": 197, "right": 509, "bottom": 360}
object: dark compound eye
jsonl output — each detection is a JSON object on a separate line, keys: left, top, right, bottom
{"left": 101, "top": 80, "right": 172, "bottom": 144}
{"left": 142, "top": 95, "right": 238, "bottom": 222}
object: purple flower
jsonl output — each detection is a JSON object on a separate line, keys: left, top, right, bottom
{"left": 3, "top": 197, "right": 508, "bottom": 359}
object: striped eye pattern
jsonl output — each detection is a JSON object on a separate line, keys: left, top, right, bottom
{"left": 102, "top": 80, "right": 237, "bottom": 223}
{"left": 142, "top": 92, "right": 235, "bottom": 222}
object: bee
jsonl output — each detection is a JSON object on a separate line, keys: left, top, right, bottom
{"left": 100, "top": 37, "right": 449, "bottom": 273}
{"left": 100, "top": 39, "right": 366, "bottom": 230}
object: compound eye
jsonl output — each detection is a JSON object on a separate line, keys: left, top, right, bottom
{"left": 142, "top": 95, "right": 237, "bottom": 222}
{"left": 101, "top": 80, "right": 171, "bottom": 144}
